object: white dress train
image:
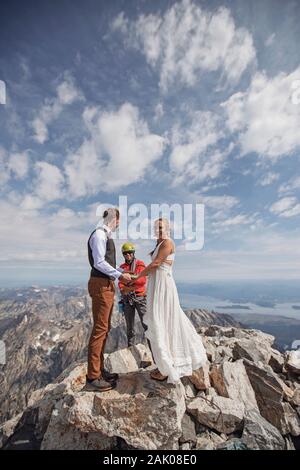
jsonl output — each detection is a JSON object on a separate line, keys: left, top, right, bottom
{"left": 144, "top": 241, "right": 208, "bottom": 384}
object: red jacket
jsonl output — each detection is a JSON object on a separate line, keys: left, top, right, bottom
{"left": 118, "top": 259, "right": 147, "bottom": 296}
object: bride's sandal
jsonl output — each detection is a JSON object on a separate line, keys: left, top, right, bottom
{"left": 150, "top": 368, "right": 167, "bottom": 381}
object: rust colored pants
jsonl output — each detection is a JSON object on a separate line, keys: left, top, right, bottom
{"left": 87, "top": 276, "right": 115, "bottom": 380}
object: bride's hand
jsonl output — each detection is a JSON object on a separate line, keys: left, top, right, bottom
{"left": 128, "top": 274, "right": 139, "bottom": 286}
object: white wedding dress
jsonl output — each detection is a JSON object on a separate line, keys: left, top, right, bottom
{"left": 144, "top": 240, "right": 208, "bottom": 384}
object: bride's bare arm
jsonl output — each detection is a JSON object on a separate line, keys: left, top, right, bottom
{"left": 131, "top": 239, "right": 173, "bottom": 280}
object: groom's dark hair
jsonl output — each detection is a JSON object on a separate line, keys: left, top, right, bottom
{"left": 103, "top": 207, "right": 119, "bottom": 222}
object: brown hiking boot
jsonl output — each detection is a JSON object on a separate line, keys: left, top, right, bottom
{"left": 101, "top": 368, "right": 119, "bottom": 383}
{"left": 150, "top": 368, "right": 168, "bottom": 381}
{"left": 84, "top": 376, "right": 116, "bottom": 392}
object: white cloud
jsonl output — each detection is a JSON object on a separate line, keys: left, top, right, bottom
{"left": 113, "top": 0, "right": 256, "bottom": 92}
{"left": 212, "top": 213, "right": 255, "bottom": 228}
{"left": 34, "top": 162, "right": 65, "bottom": 201}
{"left": 8, "top": 151, "right": 30, "bottom": 180}
{"left": 0, "top": 147, "right": 30, "bottom": 186}
{"left": 221, "top": 67, "right": 300, "bottom": 160}
{"left": 279, "top": 176, "right": 300, "bottom": 194}
{"left": 270, "top": 196, "right": 300, "bottom": 218}
{"left": 32, "top": 72, "right": 84, "bottom": 144}
{"left": 175, "top": 230, "right": 300, "bottom": 281}
{"left": 65, "top": 102, "right": 166, "bottom": 196}
{"left": 0, "top": 199, "right": 95, "bottom": 263}
{"left": 169, "top": 111, "right": 230, "bottom": 185}
{"left": 20, "top": 162, "right": 65, "bottom": 210}
{"left": 200, "top": 195, "right": 239, "bottom": 211}
{"left": 258, "top": 172, "right": 280, "bottom": 186}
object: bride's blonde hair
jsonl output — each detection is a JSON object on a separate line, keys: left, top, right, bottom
{"left": 149, "top": 217, "right": 171, "bottom": 256}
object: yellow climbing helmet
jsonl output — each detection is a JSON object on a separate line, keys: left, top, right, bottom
{"left": 121, "top": 242, "right": 135, "bottom": 253}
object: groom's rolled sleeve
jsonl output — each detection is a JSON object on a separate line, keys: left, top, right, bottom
{"left": 90, "top": 231, "right": 123, "bottom": 280}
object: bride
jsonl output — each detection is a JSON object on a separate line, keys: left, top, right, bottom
{"left": 129, "top": 217, "right": 207, "bottom": 384}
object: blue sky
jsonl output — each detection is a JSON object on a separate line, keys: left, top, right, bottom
{"left": 0, "top": 0, "right": 300, "bottom": 286}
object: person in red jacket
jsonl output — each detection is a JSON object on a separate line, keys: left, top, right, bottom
{"left": 118, "top": 242, "right": 149, "bottom": 348}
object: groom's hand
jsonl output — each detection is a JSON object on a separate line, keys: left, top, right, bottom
{"left": 127, "top": 274, "right": 138, "bottom": 286}
{"left": 120, "top": 272, "right": 132, "bottom": 284}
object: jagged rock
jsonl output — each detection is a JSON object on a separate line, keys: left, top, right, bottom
{"left": 210, "top": 360, "right": 258, "bottom": 411}
{"left": 179, "top": 414, "right": 197, "bottom": 444}
{"left": 241, "top": 409, "right": 285, "bottom": 450}
{"left": 188, "top": 363, "right": 210, "bottom": 391}
{"left": 181, "top": 377, "right": 197, "bottom": 398}
{"left": 269, "top": 349, "right": 284, "bottom": 373}
{"left": 195, "top": 435, "right": 214, "bottom": 450}
{"left": 130, "top": 344, "right": 153, "bottom": 368}
{"left": 187, "top": 395, "right": 244, "bottom": 434}
{"left": 243, "top": 359, "right": 300, "bottom": 435}
{"left": 104, "top": 347, "right": 141, "bottom": 374}
{"left": 206, "top": 387, "right": 218, "bottom": 398}
{"left": 103, "top": 344, "right": 153, "bottom": 375}
{"left": 203, "top": 325, "right": 274, "bottom": 345}
{"left": 216, "top": 438, "right": 249, "bottom": 450}
{"left": 285, "top": 350, "right": 300, "bottom": 375}
{"left": 204, "top": 325, "right": 236, "bottom": 337}
{"left": 3, "top": 359, "right": 188, "bottom": 450}
{"left": 0, "top": 413, "right": 22, "bottom": 448}
{"left": 195, "top": 430, "right": 226, "bottom": 450}
{"left": 233, "top": 338, "right": 271, "bottom": 363}
{"left": 180, "top": 442, "right": 191, "bottom": 450}
{"left": 41, "top": 399, "right": 117, "bottom": 450}
{"left": 185, "top": 311, "right": 241, "bottom": 330}
{"left": 202, "top": 337, "right": 216, "bottom": 362}
{"left": 280, "top": 402, "right": 300, "bottom": 436}
{"left": 285, "top": 435, "right": 296, "bottom": 450}
{"left": 215, "top": 345, "right": 233, "bottom": 361}
{"left": 291, "top": 388, "right": 300, "bottom": 407}
{"left": 41, "top": 366, "right": 186, "bottom": 450}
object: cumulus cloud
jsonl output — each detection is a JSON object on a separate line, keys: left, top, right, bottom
{"left": 211, "top": 213, "right": 257, "bottom": 228}
{"left": 20, "top": 161, "right": 65, "bottom": 211}
{"left": 32, "top": 72, "right": 84, "bottom": 144}
{"left": 221, "top": 67, "right": 300, "bottom": 160}
{"left": 175, "top": 228, "right": 300, "bottom": 281}
{"left": 270, "top": 196, "right": 300, "bottom": 218}
{"left": 0, "top": 199, "right": 95, "bottom": 263}
{"left": 65, "top": 102, "right": 166, "bottom": 196}
{"left": 112, "top": 0, "right": 256, "bottom": 92}
{"left": 279, "top": 176, "right": 300, "bottom": 195}
{"left": 34, "top": 162, "right": 65, "bottom": 201}
{"left": 257, "top": 172, "right": 280, "bottom": 186}
{"left": 169, "top": 111, "right": 231, "bottom": 185}
{"left": 200, "top": 194, "right": 239, "bottom": 211}
{"left": 0, "top": 147, "right": 30, "bottom": 186}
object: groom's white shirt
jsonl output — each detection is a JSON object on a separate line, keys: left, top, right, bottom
{"left": 89, "top": 224, "right": 123, "bottom": 280}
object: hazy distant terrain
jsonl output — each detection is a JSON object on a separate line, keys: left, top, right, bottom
{"left": 229, "top": 313, "right": 300, "bottom": 351}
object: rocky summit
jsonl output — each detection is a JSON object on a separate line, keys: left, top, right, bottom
{"left": 1, "top": 325, "right": 299, "bottom": 450}
{"left": 0, "top": 286, "right": 240, "bottom": 425}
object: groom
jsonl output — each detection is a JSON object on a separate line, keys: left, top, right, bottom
{"left": 86, "top": 207, "right": 132, "bottom": 392}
